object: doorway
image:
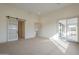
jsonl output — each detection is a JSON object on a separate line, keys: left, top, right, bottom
{"left": 58, "top": 20, "right": 66, "bottom": 40}
{"left": 7, "top": 16, "right": 25, "bottom": 41}
{"left": 18, "top": 20, "right": 25, "bottom": 40}
{"left": 7, "top": 17, "right": 18, "bottom": 41}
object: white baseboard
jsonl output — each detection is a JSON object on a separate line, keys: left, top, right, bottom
{"left": 25, "top": 36, "right": 36, "bottom": 40}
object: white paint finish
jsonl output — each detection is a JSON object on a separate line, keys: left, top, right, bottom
{"left": 4, "top": 3, "right": 71, "bottom": 16}
{"left": 39, "top": 4, "right": 79, "bottom": 39}
{"left": 0, "top": 4, "right": 37, "bottom": 43}
{"left": 0, "top": 3, "right": 79, "bottom": 43}
{"left": 0, "top": 16, "right": 7, "bottom": 43}
{"left": 25, "top": 18, "right": 38, "bottom": 39}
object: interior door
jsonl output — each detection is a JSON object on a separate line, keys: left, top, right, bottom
{"left": 8, "top": 18, "right": 18, "bottom": 41}
{"left": 18, "top": 21, "right": 25, "bottom": 39}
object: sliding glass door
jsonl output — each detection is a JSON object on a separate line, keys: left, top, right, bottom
{"left": 59, "top": 20, "right": 67, "bottom": 40}
{"left": 67, "top": 18, "right": 78, "bottom": 42}
{"left": 58, "top": 17, "right": 78, "bottom": 42}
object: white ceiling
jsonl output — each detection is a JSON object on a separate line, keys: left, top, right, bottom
{"left": 5, "top": 3, "right": 71, "bottom": 16}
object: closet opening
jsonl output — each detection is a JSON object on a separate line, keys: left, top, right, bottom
{"left": 18, "top": 20, "right": 25, "bottom": 40}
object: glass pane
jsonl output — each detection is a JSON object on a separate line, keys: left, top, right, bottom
{"left": 67, "top": 18, "right": 77, "bottom": 41}
{"left": 58, "top": 19, "right": 66, "bottom": 40}
{"left": 8, "top": 18, "right": 18, "bottom": 41}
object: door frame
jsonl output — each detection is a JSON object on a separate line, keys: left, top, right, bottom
{"left": 6, "top": 16, "right": 25, "bottom": 42}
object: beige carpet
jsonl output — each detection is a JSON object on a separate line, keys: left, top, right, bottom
{"left": 0, "top": 37, "right": 79, "bottom": 55}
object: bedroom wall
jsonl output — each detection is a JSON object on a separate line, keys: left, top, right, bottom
{"left": 39, "top": 4, "right": 79, "bottom": 39}
{"left": 0, "top": 4, "right": 38, "bottom": 43}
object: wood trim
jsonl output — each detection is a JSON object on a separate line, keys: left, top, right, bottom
{"left": 18, "top": 20, "right": 25, "bottom": 40}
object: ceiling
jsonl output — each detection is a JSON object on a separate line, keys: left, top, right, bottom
{"left": 5, "top": 3, "right": 71, "bottom": 16}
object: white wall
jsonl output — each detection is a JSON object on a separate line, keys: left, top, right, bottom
{"left": 39, "top": 4, "right": 79, "bottom": 38}
{"left": 1, "top": 4, "right": 79, "bottom": 43}
{"left": 0, "top": 4, "right": 38, "bottom": 43}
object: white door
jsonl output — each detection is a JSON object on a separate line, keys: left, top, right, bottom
{"left": 8, "top": 18, "right": 18, "bottom": 41}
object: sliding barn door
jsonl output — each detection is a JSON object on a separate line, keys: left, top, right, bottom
{"left": 8, "top": 18, "right": 18, "bottom": 41}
